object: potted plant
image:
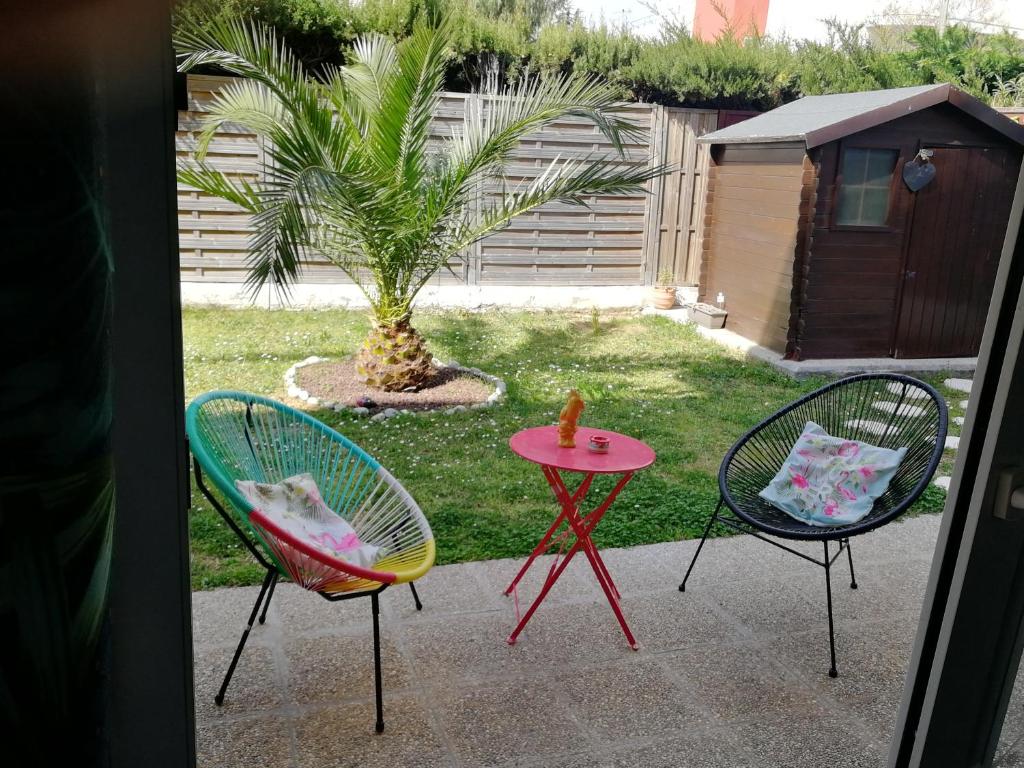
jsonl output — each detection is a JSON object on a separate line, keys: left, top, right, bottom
{"left": 688, "top": 302, "right": 728, "bottom": 329}
{"left": 650, "top": 269, "right": 677, "bottom": 309}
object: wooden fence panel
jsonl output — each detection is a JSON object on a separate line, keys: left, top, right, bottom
{"left": 176, "top": 75, "right": 713, "bottom": 288}
{"left": 474, "top": 97, "right": 653, "bottom": 285}
{"left": 177, "top": 75, "right": 262, "bottom": 282}
{"left": 652, "top": 108, "right": 718, "bottom": 286}
{"left": 177, "top": 78, "right": 468, "bottom": 286}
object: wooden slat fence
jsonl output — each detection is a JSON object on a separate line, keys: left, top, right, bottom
{"left": 177, "top": 75, "right": 717, "bottom": 287}
{"left": 648, "top": 107, "right": 718, "bottom": 285}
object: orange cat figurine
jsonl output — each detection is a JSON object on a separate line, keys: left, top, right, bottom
{"left": 558, "top": 389, "right": 585, "bottom": 448}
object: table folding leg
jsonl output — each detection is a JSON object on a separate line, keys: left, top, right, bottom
{"left": 504, "top": 466, "right": 638, "bottom": 649}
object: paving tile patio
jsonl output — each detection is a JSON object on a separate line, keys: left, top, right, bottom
{"left": 191, "top": 514, "right": 942, "bottom": 767}
{"left": 293, "top": 696, "right": 448, "bottom": 768}
{"left": 193, "top": 644, "right": 284, "bottom": 721}
{"left": 197, "top": 714, "right": 296, "bottom": 768}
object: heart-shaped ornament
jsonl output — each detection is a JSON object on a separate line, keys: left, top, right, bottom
{"left": 903, "top": 160, "right": 936, "bottom": 192}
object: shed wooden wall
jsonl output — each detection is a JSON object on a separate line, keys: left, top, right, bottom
{"left": 800, "top": 104, "right": 1023, "bottom": 359}
{"left": 698, "top": 142, "right": 811, "bottom": 353}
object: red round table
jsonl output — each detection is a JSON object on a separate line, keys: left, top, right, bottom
{"left": 505, "top": 426, "right": 656, "bottom": 649}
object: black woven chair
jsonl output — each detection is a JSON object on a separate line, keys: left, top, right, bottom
{"left": 679, "top": 373, "right": 948, "bottom": 677}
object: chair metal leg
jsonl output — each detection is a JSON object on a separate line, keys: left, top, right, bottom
{"left": 845, "top": 538, "right": 858, "bottom": 589}
{"left": 258, "top": 573, "right": 278, "bottom": 625}
{"left": 824, "top": 541, "right": 838, "bottom": 678}
{"left": 409, "top": 581, "right": 422, "bottom": 611}
{"left": 679, "top": 498, "right": 723, "bottom": 592}
{"left": 371, "top": 592, "right": 385, "bottom": 733}
{"left": 216, "top": 569, "right": 275, "bottom": 705}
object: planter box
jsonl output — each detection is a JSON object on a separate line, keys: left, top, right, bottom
{"left": 688, "top": 303, "right": 728, "bottom": 329}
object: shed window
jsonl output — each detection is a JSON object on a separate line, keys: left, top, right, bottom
{"left": 835, "top": 148, "right": 898, "bottom": 227}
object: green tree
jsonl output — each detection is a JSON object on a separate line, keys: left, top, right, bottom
{"left": 894, "top": 26, "right": 1024, "bottom": 97}
{"left": 174, "top": 1, "right": 1024, "bottom": 108}
{"left": 176, "top": 16, "right": 665, "bottom": 391}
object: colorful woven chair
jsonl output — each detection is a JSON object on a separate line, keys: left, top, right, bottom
{"left": 186, "top": 391, "right": 435, "bottom": 732}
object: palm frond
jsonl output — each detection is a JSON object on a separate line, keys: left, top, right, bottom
{"left": 389, "top": 22, "right": 450, "bottom": 185}
{"left": 174, "top": 17, "right": 309, "bottom": 108}
{"left": 338, "top": 34, "right": 399, "bottom": 131}
{"left": 177, "top": 160, "right": 311, "bottom": 296}
{"left": 448, "top": 155, "right": 670, "bottom": 254}
{"left": 355, "top": 22, "right": 449, "bottom": 185}
{"left": 177, "top": 162, "right": 261, "bottom": 212}
{"left": 195, "top": 78, "right": 288, "bottom": 159}
{"left": 243, "top": 183, "right": 309, "bottom": 296}
{"left": 430, "top": 72, "right": 646, "bottom": 224}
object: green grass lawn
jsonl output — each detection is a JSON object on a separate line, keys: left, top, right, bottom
{"left": 184, "top": 307, "right": 957, "bottom": 590}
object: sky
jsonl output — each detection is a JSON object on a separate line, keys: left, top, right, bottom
{"left": 570, "top": 0, "right": 1024, "bottom": 41}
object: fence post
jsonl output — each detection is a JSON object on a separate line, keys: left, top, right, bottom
{"left": 467, "top": 92, "right": 482, "bottom": 286}
{"left": 641, "top": 104, "right": 666, "bottom": 286}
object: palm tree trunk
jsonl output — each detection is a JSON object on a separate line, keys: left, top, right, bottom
{"left": 355, "top": 318, "right": 435, "bottom": 391}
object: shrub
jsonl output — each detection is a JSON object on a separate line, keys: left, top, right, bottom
{"left": 174, "top": 0, "right": 1024, "bottom": 108}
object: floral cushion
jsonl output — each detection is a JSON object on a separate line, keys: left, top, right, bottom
{"left": 758, "top": 422, "right": 907, "bottom": 527}
{"left": 235, "top": 473, "right": 382, "bottom": 569}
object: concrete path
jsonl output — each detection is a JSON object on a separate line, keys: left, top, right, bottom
{"left": 641, "top": 307, "right": 976, "bottom": 381}
{"left": 193, "top": 515, "right": 943, "bottom": 768}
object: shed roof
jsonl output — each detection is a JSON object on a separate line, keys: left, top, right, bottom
{"left": 698, "top": 83, "right": 1024, "bottom": 148}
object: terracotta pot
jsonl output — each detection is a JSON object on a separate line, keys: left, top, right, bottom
{"left": 650, "top": 286, "right": 677, "bottom": 309}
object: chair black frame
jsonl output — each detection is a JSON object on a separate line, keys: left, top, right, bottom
{"left": 192, "top": 457, "right": 421, "bottom": 733}
{"left": 679, "top": 373, "right": 948, "bottom": 677}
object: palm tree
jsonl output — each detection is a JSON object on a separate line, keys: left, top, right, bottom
{"left": 176, "top": 17, "right": 667, "bottom": 391}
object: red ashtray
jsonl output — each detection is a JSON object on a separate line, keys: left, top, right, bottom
{"left": 588, "top": 435, "right": 611, "bottom": 453}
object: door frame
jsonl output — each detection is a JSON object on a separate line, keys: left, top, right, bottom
{"left": 104, "top": 0, "right": 196, "bottom": 764}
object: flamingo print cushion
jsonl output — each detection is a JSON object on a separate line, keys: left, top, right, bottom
{"left": 758, "top": 422, "right": 906, "bottom": 527}
{"left": 235, "top": 473, "right": 382, "bottom": 568}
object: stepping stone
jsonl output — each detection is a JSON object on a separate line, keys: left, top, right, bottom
{"left": 873, "top": 400, "right": 927, "bottom": 418}
{"left": 954, "top": 416, "right": 965, "bottom": 426}
{"left": 934, "top": 476, "right": 951, "bottom": 491}
{"left": 945, "top": 436, "right": 960, "bottom": 451}
{"left": 959, "top": 400, "right": 969, "bottom": 410}
{"left": 944, "top": 378, "right": 973, "bottom": 394}
{"left": 844, "top": 419, "right": 893, "bottom": 436}
{"left": 887, "top": 382, "right": 931, "bottom": 400}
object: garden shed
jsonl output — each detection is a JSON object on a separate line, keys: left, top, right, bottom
{"left": 696, "top": 83, "right": 1024, "bottom": 360}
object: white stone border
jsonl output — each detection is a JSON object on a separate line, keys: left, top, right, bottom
{"left": 283, "top": 355, "right": 506, "bottom": 420}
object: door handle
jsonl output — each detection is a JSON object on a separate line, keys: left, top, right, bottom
{"left": 994, "top": 468, "right": 1024, "bottom": 521}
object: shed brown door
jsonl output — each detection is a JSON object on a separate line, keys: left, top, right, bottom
{"left": 894, "top": 145, "right": 1019, "bottom": 358}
